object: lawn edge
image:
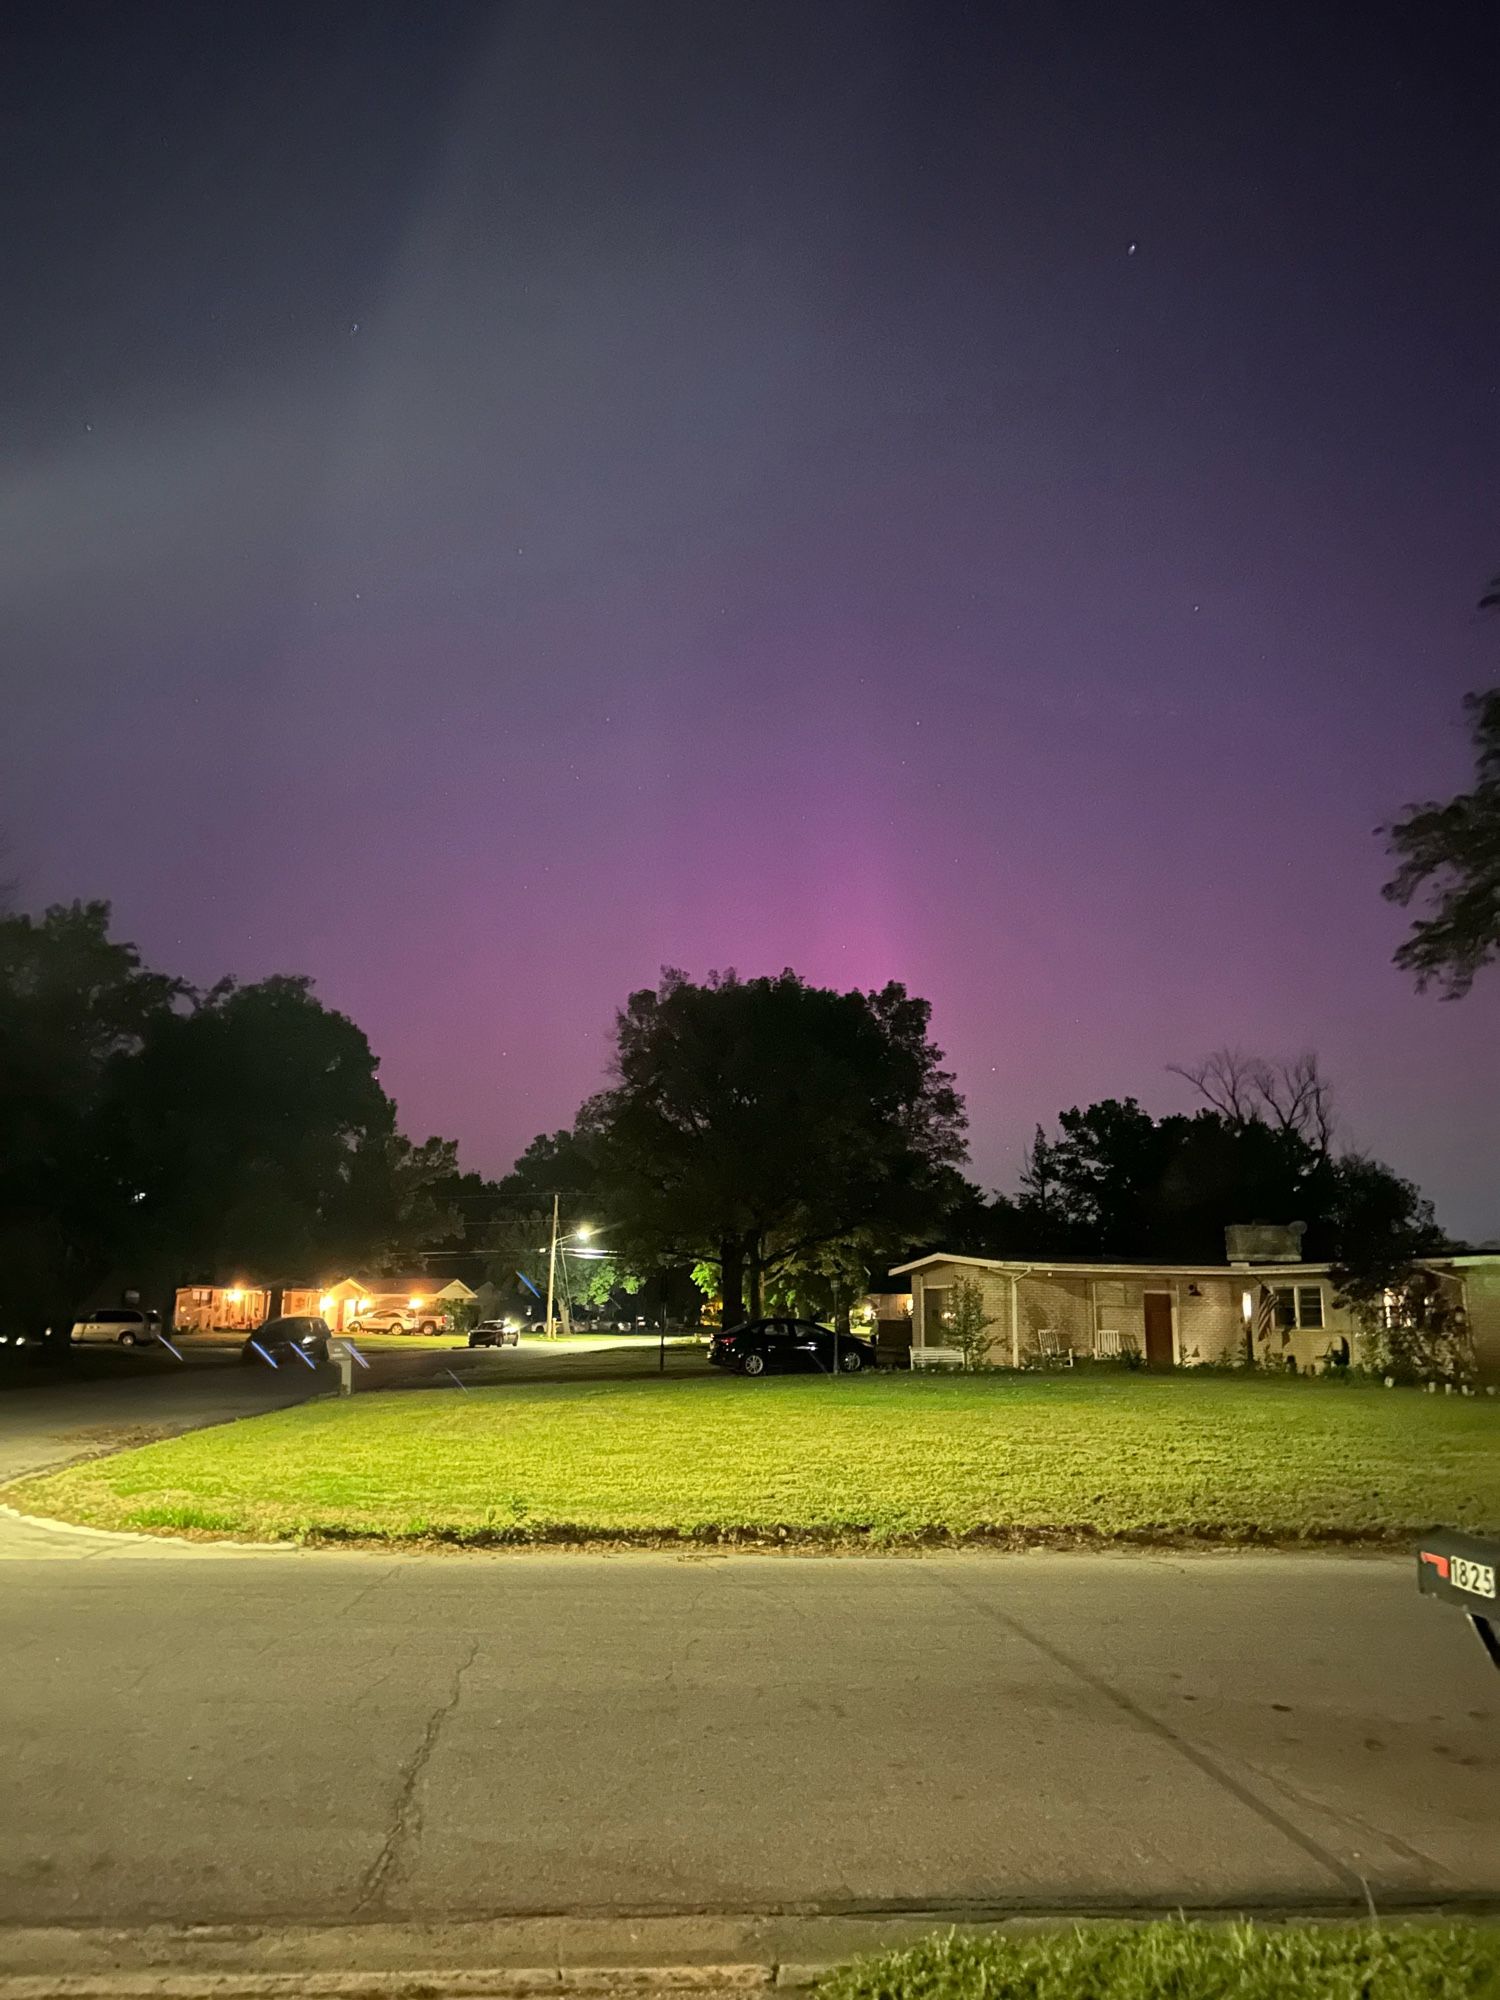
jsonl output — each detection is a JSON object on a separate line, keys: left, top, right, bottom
{"left": 0, "top": 1489, "right": 1434, "bottom": 1556}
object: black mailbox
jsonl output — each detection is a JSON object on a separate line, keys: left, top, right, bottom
{"left": 1416, "top": 1528, "right": 1499, "bottom": 1671}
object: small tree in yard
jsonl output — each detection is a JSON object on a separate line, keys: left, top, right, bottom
{"left": 1345, "top": 1271, "right": 1476, "bottom": 1387}
{"left": 443, "top": 1297, "right": 478, "bottom": 1339}
{"left": 948, "top": 1276, "right": 995, "bottom": 1371}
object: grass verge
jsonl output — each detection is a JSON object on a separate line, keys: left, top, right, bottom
{"left": 814, "top": 1923, "right": 1500, "bottom": 2000}
{"left": 5, "top": 1371, "right": 1496, "bottom": 1548}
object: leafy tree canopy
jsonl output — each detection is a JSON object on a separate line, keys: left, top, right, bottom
{"left": 1381, "top": 574, "right": 1500, "bottom": 997}
{"left": 530, "top": 968, "right": 966, "bottom": 1324}
{"left": 1013, "top": 1048, "right": 1446, "bottom": 1307}
{"left": 0, "top": 903, "right": 460, "bottom": 1342}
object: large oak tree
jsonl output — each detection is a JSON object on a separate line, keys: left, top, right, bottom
{"left": 565, "top": 968, "right": 966, "bottom": 1325}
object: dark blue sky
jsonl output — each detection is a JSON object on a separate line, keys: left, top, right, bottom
{"left": 3, "top": 1, "right": 1497, "bottom": 1235}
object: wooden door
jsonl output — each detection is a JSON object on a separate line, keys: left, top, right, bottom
{"left": 1143, "top": 1292, "right": 1174, "bottom": 1366}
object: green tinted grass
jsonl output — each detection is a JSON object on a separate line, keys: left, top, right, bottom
{"left": 815, "top": 1923, "right": 1500, "bottom": 2000}
{"left": 8, "top": 1372, "right": 1496, "bottom": 1547}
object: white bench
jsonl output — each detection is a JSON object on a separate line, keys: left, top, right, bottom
{"left": 911, "top": 1345, "right": 965, "bottom": 1370}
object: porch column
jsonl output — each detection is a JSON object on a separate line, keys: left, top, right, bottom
{"left": 1009, "top": 1273, "right": 1020, "bottom": 1368}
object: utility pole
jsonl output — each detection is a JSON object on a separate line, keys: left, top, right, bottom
{"left": 545, "top": 1192, "right": 560, "bottom": 1340}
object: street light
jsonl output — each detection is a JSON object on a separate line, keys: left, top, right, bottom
{"left": 544, "top": 1198, "right": 595, "bottom": 1338}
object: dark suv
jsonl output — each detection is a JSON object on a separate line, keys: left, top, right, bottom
{"left": 241, "top": 1316, "right": 332, "bottom": 1365}
{"left": 709, "top": 1318, "right": 877, "bottom": 1377}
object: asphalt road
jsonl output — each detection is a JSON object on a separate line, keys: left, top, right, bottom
{"left": 2, "top": 1523, "right": 1495, "bottom": 1930}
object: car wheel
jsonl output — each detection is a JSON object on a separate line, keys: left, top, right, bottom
{"left": 838, "top": 1348, "right": 864, "bottom": 1373}
{"left": 118, "top": 1331, "right": 138, "bottom": 1347}
{"left": 741, "top": 1351, "right": 767, "bottom": 1376}
{"left": 419, "top": 1320, "right": 437, "bottom": 1337}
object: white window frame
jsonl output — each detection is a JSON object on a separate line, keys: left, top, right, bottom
{"left": 1272, "top": 1283, "right": 1325, "bottom": 1331}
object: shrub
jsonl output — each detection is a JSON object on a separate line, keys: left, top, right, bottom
{"left": 947, "top": 1276, "right": 995, "bottom": 1371}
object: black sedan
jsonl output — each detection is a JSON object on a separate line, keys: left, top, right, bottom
{"left": 468, "top": 1319, "right": 519, "bottom": 1348}
{"left": 709, "top": 1318, "right": 877, "bottom": 1377}
{"left": 241, "top": 1315, "right": 332, "bottom": 1366}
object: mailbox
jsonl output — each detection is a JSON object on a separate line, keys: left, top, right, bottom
{"left": 1416, "top": 1528, "right": 1499, "bottom": 1671}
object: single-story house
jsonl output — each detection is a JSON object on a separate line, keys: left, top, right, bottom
{"left": 174, "top": 1277, "right": 475, "bottom": 1334}
{"left": 891, "top": 1225, "right": 1500, "bottom": 1379}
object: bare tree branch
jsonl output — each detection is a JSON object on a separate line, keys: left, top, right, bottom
{"left": 1167, "top": 1048, "right": 1260, "bottom": 1124}
{"left": 1171, "top": 1048, "right": 1335, "bottom": 1154}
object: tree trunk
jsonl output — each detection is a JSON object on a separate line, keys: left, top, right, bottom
{"left": 747, "top": 1238, "right": 763, "bottom": 1319}
{"left": 719, "top": 1237, "right": 745, "bottom": 1328}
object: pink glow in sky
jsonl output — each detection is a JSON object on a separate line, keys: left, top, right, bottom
{"left": 4, "top": 1, "right": 1498, "bottom": 1237}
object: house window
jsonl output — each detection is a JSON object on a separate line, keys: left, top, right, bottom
{"left": 192, "top": 1289, "right": 212, "bottom": 1304}
{"left": 1094, "top": 1280, "right": 1127, "bottom": 1330}
{"left": 1273, "top": 1285, "right": 1324, "bottom": 1330}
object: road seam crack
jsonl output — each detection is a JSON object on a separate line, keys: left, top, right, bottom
{"left": 352, "top": 1633, "right": 480, "bottom": 1913}
{"left": 928, "top": 1570, "right": 1369, "bottom": 1899}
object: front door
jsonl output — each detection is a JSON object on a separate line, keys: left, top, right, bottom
{"left": 1142, "top": 1292, "right": 1174, "bottom": 1366}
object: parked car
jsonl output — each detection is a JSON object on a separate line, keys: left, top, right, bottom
{"left": 241, "top": 1316, "right": 332, "bottom": 1365}
{"left": 71, "top": 1306, "right": 162, "bottom": 1348}
{"left": 709, "top": 1318, "right": 877, "bottom": 1377}
{"left": 468, "top": 1319, "right": 519, "bottom": 1348}
{"left": 346, "top": 1307, "right": 440, "bottom": 1337}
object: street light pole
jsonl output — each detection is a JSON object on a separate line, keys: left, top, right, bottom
{"left": 545, "top": 1193, "right": 560, "bottom": 1340}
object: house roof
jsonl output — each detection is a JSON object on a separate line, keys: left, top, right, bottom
{"left": 890, "top": 1254, "right": 1337, "bottom": 1279}
{"left": 891, "top": 1251, "right": 1500, "bottom": 1281}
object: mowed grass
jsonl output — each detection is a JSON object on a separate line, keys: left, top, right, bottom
{"left": 10, "top": 1370, "right": 1496, "bottom": 1548}
{"left": 814, "top": 1923, "right": 1500, "bottom": 2000}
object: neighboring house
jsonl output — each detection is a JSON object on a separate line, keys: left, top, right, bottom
{"left": 175, "top": 1284, "right": 272, "bottom": 1333}
{"left": 892, "top": 1225, "right": 1500, "bottom": 1379}
{"left": 174, "top": 1276, "right": 475, "bottom": 1333}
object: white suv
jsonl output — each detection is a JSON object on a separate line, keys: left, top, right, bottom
{"left": 71, "top": 1306, "right": 162, "bottom": 1347}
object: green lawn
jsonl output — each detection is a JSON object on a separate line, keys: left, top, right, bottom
{"left": 9, "top": 1371, "right": 1496, "bottom": 1548}
{"left": 814, "top": 1924, "right": 1499, "bottom": 2000}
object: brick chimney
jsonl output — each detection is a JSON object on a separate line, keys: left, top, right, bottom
{"left": 1224, "top": 1221, "right": 1306, "bottom": 1265}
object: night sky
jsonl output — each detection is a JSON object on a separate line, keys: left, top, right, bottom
{"left": 4, "top": 2, "right": 1497, "bottom": 1237}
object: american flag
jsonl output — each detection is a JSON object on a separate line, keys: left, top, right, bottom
{"left": 1253, "top": 1284, "right": 1278, "bottom": 1355}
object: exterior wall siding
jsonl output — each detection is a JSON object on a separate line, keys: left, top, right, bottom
{"left": 1014, "top": 1274, "right": 1092, "bottom": 1361}
{"left": 1458, "top": 1267, "right": 1500, "bottom": 1382}
{"left": 1177, "top": 1282, "right": 1240, "bottom": 1365}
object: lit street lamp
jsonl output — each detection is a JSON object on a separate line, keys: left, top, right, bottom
{"left": 544, "top": 1202, "right": 595, "bottom": 1338}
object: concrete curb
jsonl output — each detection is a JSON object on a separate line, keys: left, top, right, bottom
{"left": 0, "top": 1972, "right": 783, "bottom": 2000}
{"left": 0, "top": 1503, "right": 294, "bottom": 1553}
{"left": 2, "top": 1905, "right": 1493, "bottom": 1997}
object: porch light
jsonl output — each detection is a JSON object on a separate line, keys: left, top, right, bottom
{"left": 227, "top": 1287, "right": 245, "bottom": 1305}
{"left": 357, "top": 1297, "right": 372, "bottom": 1312}
{"left": 408, "top": 1296, "right": 423, "bottom": 1310}
{"left": 318, "top": 1294, "right": 335, "bottom": 1314}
